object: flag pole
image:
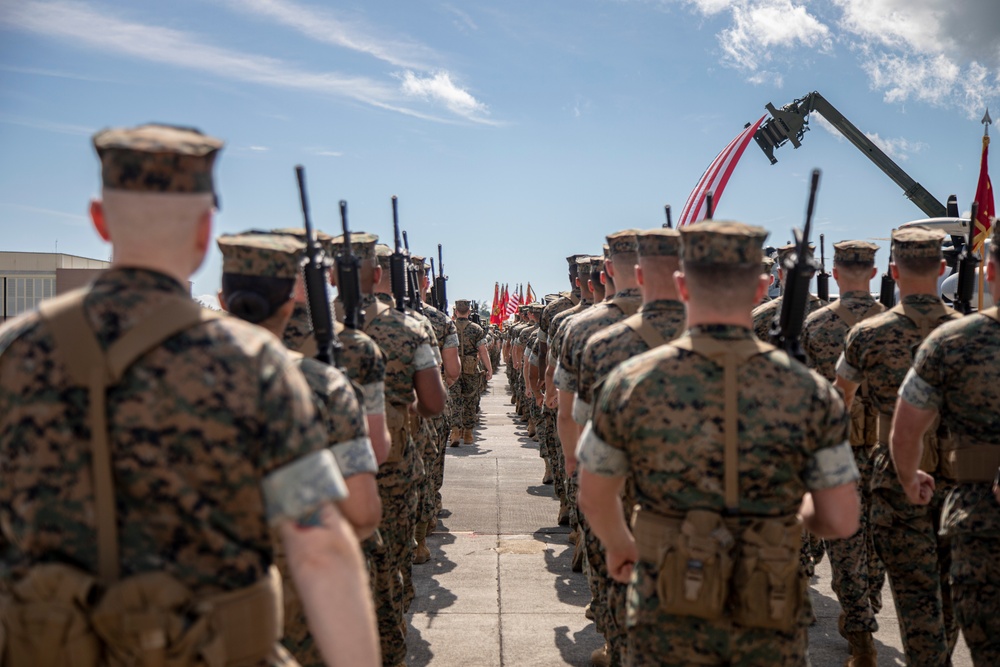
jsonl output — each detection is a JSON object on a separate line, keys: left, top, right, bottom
{"left": 978, "top": 109, "right": 992, "bottom": 310}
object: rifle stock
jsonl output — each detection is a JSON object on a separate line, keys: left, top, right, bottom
{"left": 436, "top": 244, "right": 448, "bottom": 314}
{"left": 817, "top": 233, "right": 830, "bottom": 302}
{"left": 337, "top": 200, "right": 361, "bottom": 330}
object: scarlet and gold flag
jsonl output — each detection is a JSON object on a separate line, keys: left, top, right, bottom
{"left": 526, "top": 282, "right": 536, "bottom": 304}
{"left": 490, "top": 282, "right": 502, "bottom": 325}
{"left": 972, "top": 131, "right": 994, "bottom": 252}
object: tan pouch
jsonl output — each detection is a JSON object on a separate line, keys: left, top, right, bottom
{"left": 732, "top": 515, "right": 803, "bottom": 632}
{"left": 848, "top": 396, "right": 866, "bottom": 447}
{"left": 461, "top": 356, "right": 480, "bottom": 375}
{"left": 1, "top": 564, "right": 101, "bottom": 667}
{"left": 384, "top": 404, "right": 409, "bottom": 464}
{"left": 91, "top": 567, "right": 281, "bottom": 667}
{"left": 642, "top": 509, "right": 735, "bottom": 620}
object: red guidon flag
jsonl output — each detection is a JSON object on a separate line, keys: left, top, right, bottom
{"left": 678, "top": 115, "right": 767, "bottom": 226}
{"left": 972, "top": 132, "right": 994, "bottom": 252}
{"left": 489, "top": 282, "right": 502, "bottom": 325}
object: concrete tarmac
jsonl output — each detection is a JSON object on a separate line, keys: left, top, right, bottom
{"left": 407, "top": 366, "right": 972, "bottom": 666}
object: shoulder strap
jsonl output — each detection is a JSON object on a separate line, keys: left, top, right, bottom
{"left": 622, "top": 312, "right": 668, "bottom": 350}
{"left": 890, "top": 301, "right": 961, "bottom": 339}
{"left": 39, "top": 291, "right": 220, "bottom": 584}
{"left": 609, "top": 295, "right": 641, "bottom": 318}
{"left": 360, "top": 298, "right": 392, "bottom": 334}
{"left": 667, "top": 335, "right": 776, "bottom": 512}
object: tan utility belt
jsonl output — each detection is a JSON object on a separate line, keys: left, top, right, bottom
{"left": 878, "top": 412, "right": 951, "bottom": 477}
{"left": 632, "top": 505, "right": 803, "bottom": 633}
{"left": 2, "top": 564, "right": 282, "bottom": 667}
{"left": 945, "top": 436, "right": 1000, "bottom": 483}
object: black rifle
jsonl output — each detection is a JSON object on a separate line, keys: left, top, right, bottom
{"left": 429, "top": 258, "right": 439, "bottom": 309}
{"left": 401, "top": 230, "right": 423, "bottom": 314}
{"left": 295, "top": 165, "right": 340, "bottom": 367}
{"left": 817, "top": 233, "right": 830, "bottom": 302}
{"left": 390, "top": 196, "right": 406, "bottom": 313}
{"left": 956, "top": 201, "right": 980, "bottom": 315}
{"left": 436, "top": 244, "right": 449, "bottom": 314}
{"left": 470, "top": 301, "right": 481, "bottom": 324}
{"left": 705, "top": 191, "right": 715, "bottom": 220}
{"left": 663, "top": 204, "right": 673, "bottom": 229}
{"left": 769, "top": 169, "right": 821, "bottom": 362}
{"left": 336, "top": 200, "right": 361, "bottom": 330}
{"left": 879, "top": 234, "right": 896, "bottom": 308}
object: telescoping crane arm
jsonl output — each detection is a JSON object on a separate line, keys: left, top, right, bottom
{"left": 753, "top": 91, "right": 947, "bottom": 219}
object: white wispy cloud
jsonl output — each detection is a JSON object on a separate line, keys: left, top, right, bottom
{"left": 717, "top": 0, "right": 832, "bottom": 72}
{"left": 0, "top": 63, "right": 119, "bottom": 82}
{"left": 216, "top": 0, "right": 439, "bottom": 70}
{"left": 812, "top": 113, "right": 925, "bottom": 161}
{"left": 0, "top": 202, "right": 89, "bottom": 225}
{"left": 0, "top": 1, "right": 495, "bottom": 124}
{"left": 0, "top": 113, "right": 95, "bottom": 136}
{"left": 399, "top": 71, "right": 489, "bottom": 118}
{"left": 442, "top": 4, "right": 479, "bottom": 33}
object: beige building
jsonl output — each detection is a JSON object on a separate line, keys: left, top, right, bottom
{"left": 1, "top": 251, "right": 112, "bottom": 321}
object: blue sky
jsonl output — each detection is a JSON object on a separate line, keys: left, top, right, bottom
{"left": 1, "top": 0, "right": 997, "bottom": 306}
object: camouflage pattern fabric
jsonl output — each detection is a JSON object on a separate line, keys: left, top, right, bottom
{"left": 0, "top": 269, "right": 328, "bottom": 667}
{"left": 279, "top": 356, "right": 372, "bottom": 666}
{"left": 580, "top": 324, "right": 856, "bottom": 666}
{"left": 451, "top": 318, "right": 486, "bottom": 430}
{"left": 554, "top": 288, "right": 642, "bottom": 397}
{"left": 751, "top": 293, "right": 827, "bottom": 341}
{"left": 899, "top": 308, "right": 1000, "bottom": 665}
{"left": 679, "top": 221, "right": 767, "bottom": 266}
{"left": 573, "top": 298, "right": 686, "bottom": 664}
{"left": 218, "top": 233, "right": 304, "bottom": 280}
{"left": 353, "top": 292, "right": 436, "bottom": 667}
{"left": 801, "top": 289, "right": 886, "bottom": 634}
{"left": 837, "top": 293, "right": 961, "bottom": 666}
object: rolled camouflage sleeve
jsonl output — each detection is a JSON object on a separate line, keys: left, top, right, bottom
{"left": 361, "top": 381, "right": 386, "bottom": 415}
{"left": 803, "top": 376, "right": 859, "bottom": 491}
{"left": 578, "top": 373, "right": 630, "bottom": 477}
{"left": 836, "top": 328, "right": 866, "bottom": 384}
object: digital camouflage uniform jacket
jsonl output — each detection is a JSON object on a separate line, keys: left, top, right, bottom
{"left": 0, "top": 269, "right": 328, "bottom": 591}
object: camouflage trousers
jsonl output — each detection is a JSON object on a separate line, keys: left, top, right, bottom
{"left": 950, "top": 528, "right": 1000, "bottom": 666}
{"left": 825, "top": 445, "right": 879, "bottom": 633}
{"left": 449, "top": 373, "right": 480, "bottom": 430}
{"left": 626, "top": 560, "right": 810, "bottom": 667}
{"left": 372, "top": 457, "right": 419, "bottom": 667}
{"left": 416, "top": 419, "right": 439, "bottom": 527}
{"left": 541, "top": 407, "right": 568, "bottom": 508}
{"left": 871, "top": 447, "right": 956, "bottom": 667}
{"left": 430, "top": 412, "right": 450, "bottom": 514}
{"left": 582, "top": 517, "right": 627, "bottom": 666}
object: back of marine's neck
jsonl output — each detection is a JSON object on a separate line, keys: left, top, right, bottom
{"left": 897, "top": 279, "right": 939, "bottom": 300}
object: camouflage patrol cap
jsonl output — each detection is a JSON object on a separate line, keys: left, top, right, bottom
{"left": 679, "top": 221, "right": 768, "bottom": 266}
{"left": 602, "top": 244, "right": 611, "bottom": 261}
{"left": 591, "top": 256, "right": 606, "bottom": 274}
{"left": 272, "top": 227, "right": 333, "bottom": 246}
{"left": 636, "top": 228, "right": 681, "bottom": 257}
{"left": 410, "top": 255, "right": 429, "bottom": 273}
{"left": 761, "top": 256, "right": 776, "bottom": 274}
{"left": 577, "top": 256, "right": 594, "bottom": 276}
{"left": 892, "top": 226, "right": 945, "bottom": 259}
{"left": 833, "top": 240, "right": 879, "bottom": 264}
{"left": 455, "top": 299, "right": 471, "bottom": 309}
{"left": 217, "top": 232, "right": 304, "bottom": 279}
{"left": 605, "top": 230, "right": 639, "bottom": 256}
{"left": 329, "top": 232, "right": 379, "bottom": 260}
{"left": 374, "top": 243, "right": 394, "bottom": 268}
{"left": 93, "top": 124, "right": 223, "bottom": 201}
{"left": 776, "top": 242, "right": 816, "bottom": 264}
{"left": 567, "top": 253, "right": 588, "bottom": 265}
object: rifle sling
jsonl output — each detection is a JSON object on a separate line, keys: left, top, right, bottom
{"left": 39, "top": 291, "right": 220, "bottom": 584}
{"left": 667, "top": 335, "right": 775, "bottom": 511}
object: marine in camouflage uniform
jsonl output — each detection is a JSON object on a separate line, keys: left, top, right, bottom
{"left": 574, "top": 228, "right": 686, "bottom": 667}
{"left": 540, "top": 259, "right": 584, "bottom": 511}
{"left": 451, "top": 299, "right": 492, "bottom": 444}
{"left": 217, "top": 232, "right": 380, "bottom": 667}
{"left": 800, "top": 241, "right": 885, "bottom": 664}
{"left": 517, "top": 306, "right": 542, "bottom": 438}
{"left": 330, "top": 234, "right": 445, "bottom": 667}
{"left": 578, "top": 221, "right": 860, "bottom": 667}
{"left": 0, "top": 125, "right": 378, "bottom": 666}
{"left": 836, "top": 227, "right": 960, "bottom": 667}
{"left": 894, "top": 224, "right": 1000, "bottom": 666}
{"left": 547, "top": 258, "right": 596, "bottom": 526}
{"left": 412, "top": 256, "right": 460, "bottom": 536}
{"left": 751, "top": 243, "right": 828, "bottom": 340}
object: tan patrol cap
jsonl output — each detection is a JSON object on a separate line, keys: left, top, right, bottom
{"left": 761, "top": 256, "right": 776, "bottom": 273}
{"left": 636, "top": 228, "right": 681, "bottom": 257}
{"left": 776, "top": 242, "right": 816, "bottom": 264}
{"left": 93, "top": 123, "right": 223, "bottom": 204}
{"left": 577, "top": 257, "right": 595, "bottom": 276}
{"left": 679, "top": 221, "right": 768, "bottom": 266}
{"left": 591, "top": 256, "right": 606, "bottom": 274}
{"left": 606, "top": 230, "right": 640, "bottom": 256}
{"left": 833, "top": 240, "right": 879, "bottom": 264}
{"left": 217, "top": 232, "right": 304, "bottom": 279}
{"left": 329, "top": 232, "right": 380, "bottom": 260}
{"left": 892, "top": 226, "right": 945, "bottom": 260}
{"left": 455, "top": 299, "right": 471, "bottom": 309}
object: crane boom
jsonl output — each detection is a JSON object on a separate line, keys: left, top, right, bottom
{"left": 754, "top": 91, "right": 947, "bottom": 219}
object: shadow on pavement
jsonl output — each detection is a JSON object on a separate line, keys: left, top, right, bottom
{"left": 537, "top": 531, "right": 593, "bottom": 609}
{"left": 554, "top": 624, "right": 604, "bottom": 667}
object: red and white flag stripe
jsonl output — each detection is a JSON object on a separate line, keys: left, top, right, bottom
{"left": 678, "top": 115, "right": 767, "bottom": 227}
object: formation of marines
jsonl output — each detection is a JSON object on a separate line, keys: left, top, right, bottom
{"left": 0, "top": 121, "right": 996, "bottom": 667}
{"left": 505, "top": 221, "right": 999, "bottom": 667}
